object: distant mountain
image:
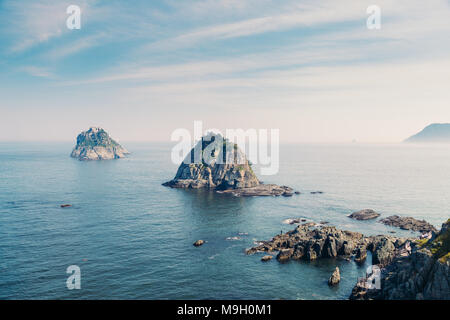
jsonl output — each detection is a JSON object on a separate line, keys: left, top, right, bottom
{"left": 405, "top": 123, "right": 450, "bottom": 143}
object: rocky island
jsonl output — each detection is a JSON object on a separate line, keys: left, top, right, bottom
{"left": 70, "top": 127, "right": 129, "bottom": 161}
{"left": 163, "top": 133, "right": 296, "bottom": 197}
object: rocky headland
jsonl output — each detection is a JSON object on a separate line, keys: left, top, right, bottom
{"left": 350, "top": 219, "right": 449, "bottom": 300}
{"left": 246, "top": 218, "right": 449, "bottom": 300}
{"left": 163, "top": 133, "right": 296, "bottom": 197}
{"left": 71, "top": 127, "right": 129, "bottom": 161}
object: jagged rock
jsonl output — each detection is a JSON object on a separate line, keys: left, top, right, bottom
{"left": 246, "top": 223, "right": 412, "bottom": 268}
{"left": 328, "top": 267, "right": 341, "bottom": 286}
{"left": 355, "top": 246, "right": 367, "bottom": 263}
{"left": 163, "top": 133, "right": 296, "bottom": 196}
{"left": 379, "top": 215, "right": 438, "bottom": 233}
{"left": 193, "top": 240, "right": 205, "bottom": 247}
{"left": 349, "top": 219, "right": 450, "bottom": 300}
{"left": 246, "top": 223, "right": 365, "bottom": 262}
{"left": 348, "top": 209, "right": 380, "bottom": 220}
{"left": 371, "top": 237, "right": 396, "bottom": 267}
{"left": 70, "top": 127, "right": 129, "bottom": 161}
{"left": 277, "top": 249, "right": 294, "bottom": 262}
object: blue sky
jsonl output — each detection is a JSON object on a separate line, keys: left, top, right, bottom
{"left": 1, "top": 0, "right": 450, "bottom": 142}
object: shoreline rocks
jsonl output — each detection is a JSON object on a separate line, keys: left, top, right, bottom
{"left": 348, "top": 209, "right": 380, "bottom": 220}
{"left": 70, "top": 127, "right": 129, "bottom": 161}
{"left": 379, "top": 215, "right": 438, "bottom": 233}
{"left": 349, "top": 219, "right": 450, "bottom": 300}
{"left": 246, "top": 223, "right": 411, "bottom": 267}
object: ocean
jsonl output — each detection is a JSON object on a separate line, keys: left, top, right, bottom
{"left": 0, "top": 142, "right": 449, "bottom": 299}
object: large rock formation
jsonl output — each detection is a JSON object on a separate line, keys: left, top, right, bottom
{"left": 71, "top": 127, "right": 129, "bottom": 161}
{"left": 163, "top": 133, "right": 295, "bottom": 196}
{"left": 350, "top": 219, "right": 449, "bottom": 300}
{"left": 245, "top": 223, "right": 407, "bottom": 264}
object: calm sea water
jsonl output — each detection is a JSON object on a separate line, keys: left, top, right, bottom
{"left": 1, "top": 142, "right": 449, "bottom": 300}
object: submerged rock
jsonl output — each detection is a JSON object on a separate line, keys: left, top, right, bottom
{"left": 70, "top": 127, "right": 129, "bottom": 161}
{"left": 379, "top": 215, "right": 438, "bottom": 233}
{"left": 163, "top": 133, "right": 296, "bottom": 196}
{"left": 348, "top": 209, "right": 380, "bottom": 220}
{"left": 328, "top": 267, "right": 341, "bottom": 286}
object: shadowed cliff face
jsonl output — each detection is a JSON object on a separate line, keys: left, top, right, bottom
{"left": 164, "top": 133, "right": 259, "bottom": 189}
{"left": 70, "top": 127, "right": 129, "bottom": 161}
{"left": 350, "top": 219, "right": 450, "bottom": 300}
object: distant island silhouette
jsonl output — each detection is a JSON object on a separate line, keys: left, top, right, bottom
{"left": 405, "top": 123, "right": 450, "bottom": 143}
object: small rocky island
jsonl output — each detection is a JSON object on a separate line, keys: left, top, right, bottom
{"left": 70, "top": 127, "right": 129, "bottom": 161}
{"left": 163, "top": 133, "right": 296, "bottom": 197}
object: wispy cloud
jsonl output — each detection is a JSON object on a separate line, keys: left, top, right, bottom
{"left": 18, "top": 66, "right": 54, "bottom": 78}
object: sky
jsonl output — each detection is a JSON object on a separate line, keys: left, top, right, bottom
{"left": 1, "top": 0, "right": 450, "bottom": 143}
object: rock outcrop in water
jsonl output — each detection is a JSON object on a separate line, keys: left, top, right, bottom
{"left": 379, "top": 215, "right": 438, "bottom": 233}
{"left": 350, "top": 219, "right": 449, "bottom": 300}
{"left": 328, "top": 267, "right": 341, "bottom": 286}
{"left": 245, "top": 223, "right": 409, "bottom": 264}
{"left": 71, "top": 127, "right": 129, "bottom": 161}
{"left": 163, "top": 133, "right": 295, "bottom": 197}
{"left": 348, "top": 209, "right": 380, "bottom": 220}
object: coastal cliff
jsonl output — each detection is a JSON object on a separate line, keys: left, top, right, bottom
{"left": 70, "top": 127, "right": 129, "bottom": 161}
{"left": 350, "top": 219, "right": 449, "bottom": 300}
